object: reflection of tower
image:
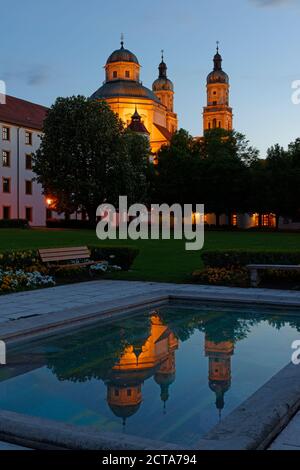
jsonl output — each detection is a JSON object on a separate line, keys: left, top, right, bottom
{"left": 106, "top": 313, "right": 179, "bottom": 425}
{"left": 205, "top": 336, "right": 234, "bottom": 420}
{"left": 154, "top": 349, "right": 176, "bottom": 413}
{"left": 107, "top": 378, "right": 142, "bottom": 429}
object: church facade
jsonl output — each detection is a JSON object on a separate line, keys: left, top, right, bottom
{"left": 91, "top": 40, "right": 178, "bottom": 155}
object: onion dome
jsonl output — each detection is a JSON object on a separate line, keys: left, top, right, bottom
{"left": 207, "top": 44, "right": 229, "bottom": 84}
{"left": 152, "top": 51, "right": 174, "bottom": 92}
{"left": 91, "top": 80, "right": 160, "bottom": 103}
{"left": 106, "top": 38, "right": 139, "bottom": 65}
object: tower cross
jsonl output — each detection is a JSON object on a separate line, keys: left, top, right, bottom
{"left": 216, "top": 40, "right": 220, "bottom": 53}
{"left": 121, "top": 33, "right": 124, "bottom": 48}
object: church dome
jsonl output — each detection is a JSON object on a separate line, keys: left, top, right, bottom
{"left": 207, "top": 69, "right": 229, "bottom": 85}
{"left": 152, "top": 77, "right": 174, "bottom": 92}
{"left": 207, "top": 47, "right": 229, "bottom": 84}
{"left": 152, "top": 53, "right": 174, "bottom": 92}
{"left": 91, "top": 79, "right": 161, "bottom": 103}
{"left": 106, "top": 44, "right": 139, "bottom": 65}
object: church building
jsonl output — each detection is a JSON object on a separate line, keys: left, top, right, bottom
{"left": 91, "top": 39, "right": 178, "bottom": 155}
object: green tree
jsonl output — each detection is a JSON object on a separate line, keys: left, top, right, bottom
{"left": 33, "top": 96, "right": 140, "bottom": 223}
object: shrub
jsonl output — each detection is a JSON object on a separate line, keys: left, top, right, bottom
{"left": 192, "top": 267, "right": 250, "bottom": 287}
{"left": 89, "top": 246, "right": 139, "bottom": 271}
{"left": 202, "top": 250, "right": 300, "bottom": 268}
{"left": 0, "top": 250, "right": 42, "bottom": 270}
{"left": 0, "top": 219, "right": 30, "bottom": 229}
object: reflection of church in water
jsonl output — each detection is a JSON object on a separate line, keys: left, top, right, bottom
{"left": 105, "top": 312, "right": 234, "bottom": 426}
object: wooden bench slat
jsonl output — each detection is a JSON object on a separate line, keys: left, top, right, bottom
{"left": 39, "top": 247, "right": 88, "bottom": 255}
{"left": 40, "top": 250, "right": 90, "bottom": 257}
{"left": 38, "top": 246, "right": 95, "bottom": 269}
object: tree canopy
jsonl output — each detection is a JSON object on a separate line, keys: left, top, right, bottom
{"left": 33, "top": 96, "right": 150, "bottom": 223}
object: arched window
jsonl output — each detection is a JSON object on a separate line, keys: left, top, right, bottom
{"left": 213, "top": 118, "right": 217, "bottom": 129}
{"left": 113, "top": 71, "right": 118, "bottom": 78}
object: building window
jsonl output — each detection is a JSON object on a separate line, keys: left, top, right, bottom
{"left": 113, "top": 71, "right": 118, "bottom": 78}
{"left": 2, "top": 177, "right": 10, "bottom": 193}
{"left": 232, "top": 214, "right": 237, "bottom": 226}
{"left": 127, "top": 389, "right": 132, "bottom": 397}
{"left": 218, "top": 121, "right": 221, "bottom": 128}
{"left": 213, "top": 118, "right": 217, "bottom": 128}
{"left": 25, "top": 207, "right": 33, "bottom": 222}
{"left": 212, "top": 101, "right": 217, "bottom": 105}
{"left": 3, "top": 206, "right": 11, "bottom": 220}
{"left": 25, "top": 131, "right": 32, "bottom": 145}
{"left": 2, "top": 127, "right": 10, "bottom": 141}
{"left": 2, "top": 150, "right": 10, "bottom": 167}
{"left": 125, "top": 70, "right": 130, "bottom": 78}
{"left": 25, "top": 180, "right": 32, "bottom": 195}
{"left": 25, "top": 154, "right": 32, "bottom": 170}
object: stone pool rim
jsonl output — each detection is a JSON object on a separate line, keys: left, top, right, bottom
{"left": 0, "top": 283, "right": 300, "bottom": 450}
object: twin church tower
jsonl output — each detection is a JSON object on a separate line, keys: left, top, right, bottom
{"left": 91, "top": 39, "right": 233, "bottom": 154}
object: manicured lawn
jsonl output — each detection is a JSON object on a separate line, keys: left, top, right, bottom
{"left": 0, "top": 228, "right": 300, "bottom": 283}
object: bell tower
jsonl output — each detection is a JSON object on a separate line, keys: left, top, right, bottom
{"left": 203, "top": 43, "right": 233, "bottom": 132}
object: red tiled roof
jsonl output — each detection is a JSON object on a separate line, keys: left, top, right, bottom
{"left": 153, "top": 123, "right": 172, "bottom": 142}
{"left": 0, "top": 95, "right": 48, "bottom": 130}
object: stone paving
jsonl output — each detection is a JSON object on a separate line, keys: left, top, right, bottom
{"left": 1, "top": 280, "right": 300, "bottom": 325}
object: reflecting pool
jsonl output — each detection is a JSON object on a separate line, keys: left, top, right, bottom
{"left": 0, "top": 302, "right": 299, "bottom": 446}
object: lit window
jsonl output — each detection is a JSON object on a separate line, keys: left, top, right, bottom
{"left": 25, "top": 207, "right": 33, "bottom": 222}
{"left": 2, "top": 127, "right": 10, "bottom": 141}
{"left": 3, "top": 206, "right": 11, "bottom": 220}
{"left": 25, "top": 154, "right": 32, "bottom": 170}
{"left": 2, "top": 177, "right": 10, "bottom": 193}
{"left": 2, "top": 150, "right": 10, "bottom": 167}
{"left": 25, "top": 180, "right": 32, "bottom": 195}
{"left": 25, "top": 131, "right": 32, "bottom": 145}
{"left": 232, "top": 214, "right": 237, "bottom": 226}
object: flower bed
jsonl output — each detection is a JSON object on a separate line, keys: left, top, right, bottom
{"left": 0, "top": 269, "right": 55, "bottom": 294}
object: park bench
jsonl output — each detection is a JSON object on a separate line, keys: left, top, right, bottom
{"left": 39, "top": 246, "right": 99, "bottom": 271}
{"left": 247, "top": 264, "right": 300, "bottom": 287}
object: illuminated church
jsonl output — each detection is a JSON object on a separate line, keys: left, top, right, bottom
{"left": 91, "top": 38, "right": 178, "bottom": 154}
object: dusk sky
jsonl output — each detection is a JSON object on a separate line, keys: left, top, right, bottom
{"left": 2, "top": 0, "right": 300, "bottom": 155}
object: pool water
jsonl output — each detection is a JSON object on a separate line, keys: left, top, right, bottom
{"left": 0, "top": 302, "right": 300, "bottom": 447}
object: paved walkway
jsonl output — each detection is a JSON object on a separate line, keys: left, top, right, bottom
{"left": 269, "top": 412, "right": 300, "bottom": 450}
{"left": 1, "top": 280, "right": 300, "bottom": 325}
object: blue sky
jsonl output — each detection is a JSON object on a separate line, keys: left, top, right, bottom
{"left": 1, "top": 0, "right": 300, "bottom": 155}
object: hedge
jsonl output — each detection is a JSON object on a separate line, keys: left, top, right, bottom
{"left": 0, "top": 219, "right": 30, "bottom": 229}
{"left": 46, "top": 219, "right": 95, "bottom": 229}
{"left": 89, "top": 246, "right": 139, "bottom": 271}
{"left": 202, "top": 250, "right": 300, "bottom": 268}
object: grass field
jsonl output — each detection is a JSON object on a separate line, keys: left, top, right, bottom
{"left": 0, "top": 228, "right": 300, "bottom": 283}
